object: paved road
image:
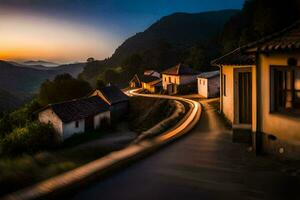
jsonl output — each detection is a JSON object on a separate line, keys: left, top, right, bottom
{"left": 68, "top": 101, "right": 300, "bottom": 200}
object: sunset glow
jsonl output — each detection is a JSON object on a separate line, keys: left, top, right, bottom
{"left": 0, "top": 10, "right": 119, "bottom": 63}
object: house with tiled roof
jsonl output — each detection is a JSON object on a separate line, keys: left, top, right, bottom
{"left": 161, "top": 63, "right": 199, "bottom": 94}
{"left": 89, "top": 85, "right": 129, "bottom": 121}
{"left": 211, "top": 20, "right": 300, "bottom": 159}
{"left": 38, "top": 96, "right": 110, "bottom": 140}
{"left": 139, "top": 75, "right": 162, "bottom": 93}
{"left": 129, "top": 74, "right": 141, "bottom": 88}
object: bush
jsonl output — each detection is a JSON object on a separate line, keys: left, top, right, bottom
{"left": 1, "top": 122, "right": 58, "bottom": 155}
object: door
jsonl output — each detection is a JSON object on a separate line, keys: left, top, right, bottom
{"left": 85, "top": 116, "right": 94, "bottom": 132}
{"left": 238, "top": 72, "right": 252, "bottom": 124}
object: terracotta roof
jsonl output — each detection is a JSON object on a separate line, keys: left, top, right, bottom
{"left": 42, "top": 96, "right": 109, "bottom": 123}
{"left": 162, "top": 63, "right": 198, "bottom": 75}
{"left": 212, "top": 20, "right": 300, "bottom": 66}
{"left": 255, "top": 20, "right": 300, "bottom": 52}
{"left": 198, "top": 71, "right": 220, "bottom": 79}
{"left": 139, "top": 75, "right": 160, "bottom": 83}
{"left": 97, "top": 85, "right": 129, "bottom": 105}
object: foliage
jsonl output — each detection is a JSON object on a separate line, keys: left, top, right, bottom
{"left": 86, "top": 57, "right": 95, "bottom": 63}
{"left": 1, "top": 122, "right": 58, "bottom": 155}
{"left": 96, "top": 79, "right": 106, "bottom": 89}
{"left": 221, "top": 0, "right": 300, "bottom": 53}
{"left": 38, "top": 73, "right": 92, "bottom": 106}
{"left": 0, "top": 99, "right": 41, "bottom": 138}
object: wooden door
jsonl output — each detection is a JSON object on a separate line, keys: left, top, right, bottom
{"left": 238, "top": 72, "right": 252, "bottom": 124}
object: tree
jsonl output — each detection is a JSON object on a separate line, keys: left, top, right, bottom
{"left": 38, "top": 74, "right": 92, "bottom": 106}
{"left": 87, "top": 57, "right": 95, "bottom": 63}
{"left": 96, "top": 80, "right": 106, "bottom": 89}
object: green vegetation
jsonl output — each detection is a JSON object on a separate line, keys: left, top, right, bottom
{"left": 128, "top": 96, "right": 178, "bottom": 133}
{"left": 38, "top": 73, "right": 92, "bottom": 106}
{"left": 221, "top": 0, "right": 300, "bottom": 53}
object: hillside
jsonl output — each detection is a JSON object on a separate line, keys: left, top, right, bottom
{"left": 0, "top": 88, "right": 23, "bottom": 112}
{"left": 0, "top": 60, "right": 86, "bottom": 111}
{"left": 110, "top": 9, "right": 239, "bottom": 64}
{"left": 80, "top": 9, "right": 239, "bottom": 86}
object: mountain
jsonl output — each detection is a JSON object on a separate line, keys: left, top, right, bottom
{"left": 80, "top": 9, "right": 239, "bottom": 86}
{"left": 0, "top": 88, "right": 23, "bottom": 112}
{"left": 23, "top": 60, "right": 59, "bottom": 67}
{"left": 0, "top": 60, "right": 86, "bottom": 111}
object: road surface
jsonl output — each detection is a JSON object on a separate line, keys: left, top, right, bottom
{"left": 67, "top": 100, "right": 300, "bottom": 200}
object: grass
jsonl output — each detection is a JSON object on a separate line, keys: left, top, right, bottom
{"left": 0, "top": 126, "right": 131, "bottom": 196}
{"left": 128, "top": 96, "right": 176, "bottom": 133}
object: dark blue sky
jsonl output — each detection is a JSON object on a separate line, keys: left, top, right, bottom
{"left": 0, "top": 0, "right": 245, "bottom": 62}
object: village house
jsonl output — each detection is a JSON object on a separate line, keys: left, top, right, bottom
{"left": 129, "top": 74, "right": 141, "bottom": 88}
{"left": 38, "top": 96, "right": 110, "bottom": 141}
{"left": 197, "top": 71, "right": 220, "bottom": 98}
{"left": 129, "top": 70, "right": 160, "bottom": 89}
{"left": 140, "top": 75, "right": 162, "bottom": 93}
{"left": 162, "top": 63, "right": 199, "bottom": 94}
{"left": 89, "top": 85, "right": 129, "bottom": 121}
{"left": 212, "top": 21, "right": 300, "bottom": 159}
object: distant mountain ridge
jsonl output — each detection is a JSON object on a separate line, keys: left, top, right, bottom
{"left": 109, "top": 9, "right": 239, "bottom": 65}
{"left": 80, "top": 9, "right": 239, "bottom": 85}
{"left": 0, "top": 60, "right": 86, "bottom": 111}
{"left": 23, "top": 60, "right": 59, "bottom": 67}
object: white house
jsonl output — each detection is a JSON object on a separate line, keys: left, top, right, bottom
{"left": 197, "top": 71, "right": 220, "bottom": 98}
{"left": 211, "top": 20, "right": 300, "bottom": 159}
{"left": 162, "top": 63, "right": 199, "bottom": 94}
{"left": 38, "top": 96, "right": 110, "bottom": 141}
{"left": 89, "top": 85, "right": 129, "bottom": 121}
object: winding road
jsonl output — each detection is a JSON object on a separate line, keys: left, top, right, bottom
{"left": 67, "top": 96, "right": 300, "bottom": 200}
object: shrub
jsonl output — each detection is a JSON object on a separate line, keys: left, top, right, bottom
{"left": 1, "top": 122, "right": 58, "bottom": 155}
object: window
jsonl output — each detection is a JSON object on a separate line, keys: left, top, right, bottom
{"left": 199, "top": 79, "right": 201, "bottom": 85}
{"left": 223, "top": 75, "right": 227, "bottom": 96}
{"left": 75, "top": 121, "right": 79, "bottom": 128}
{"left": 169, "top": 77, "right": 171, "bottom": 82}
{"left": 203, "top": 80, "right": 205, "bottom": 86}
{"left": 271, "top": 65, "right": 300, "bottom": 115}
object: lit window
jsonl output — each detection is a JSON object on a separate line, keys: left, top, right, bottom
{"left": 271, "top": 65, "right": 300, "bottom": 115}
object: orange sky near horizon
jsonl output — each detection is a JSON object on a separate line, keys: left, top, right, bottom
{"left": 0, "top": 11, "right": 120, "bottom": 64}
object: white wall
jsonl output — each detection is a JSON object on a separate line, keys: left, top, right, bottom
{"left": 62, "top": 119, "right": 85, "bottom": 140}
{"left": 162, "top": 74, "right": 198, "bottom": 90}
{"left": 38, "top": 108, "right": 63, "bottom": 139}
{"left": 162, "top": 74, "right": 180, "bottom": 89}
{"left": 198, "top": 78, "right": 208, "bottom": 98}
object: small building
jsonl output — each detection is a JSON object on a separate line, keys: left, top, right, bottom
{"left": 197, "top": 71, "right": 220, "bottom": 98}
{"left": 162, "top": 63, "right": 199, "bottom": 94}
{"left": 129, "top": 74, "right": 141, "bottom": 88}
{"left": 140, "top": 75, "right": 162, "bottom": 93}
{"left": 211, "top": 20, "right": 300, "bottom": 159}
{"left": 144, "top": 70, "right": 160, "bottom": 78}
{"left": 89, "top": 85, "right": 129, "bottom": 121}
{"left": 38, "top": 96, "right": 110, "bottom": 141}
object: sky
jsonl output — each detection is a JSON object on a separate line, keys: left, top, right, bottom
{"left": 0, "top": 0, "right": 244, "bottom": 63}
